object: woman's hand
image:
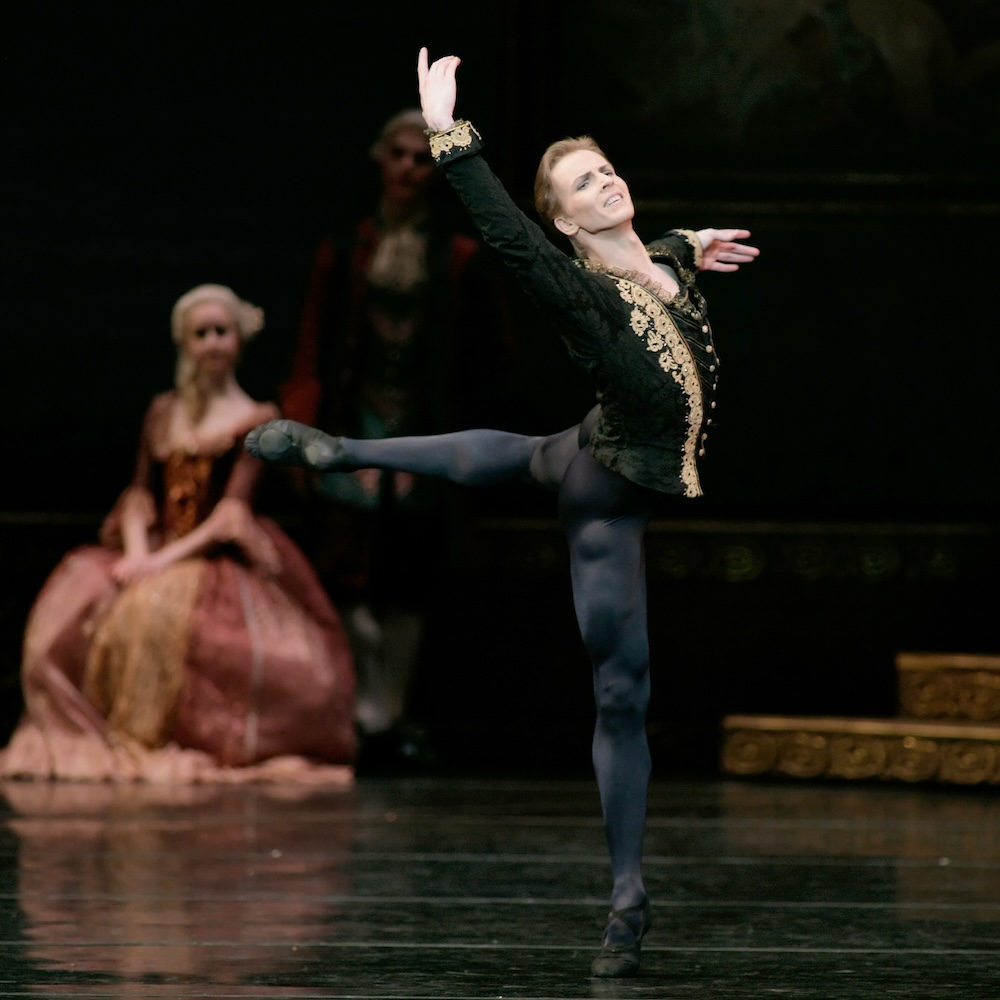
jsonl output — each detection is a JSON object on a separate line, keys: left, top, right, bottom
{"left": 417, "top": 47, "right": 460, "bottom": 132}
{"left": 112, "top": 546, "right": 181, "bottom": 585}
{"left": 210, "top": 497, "right": 281, "bottom": 576}
{"left": 695, "top": 229, "right": 760, "bottom": 272}
{"left": 111, "top": 550, "right": 157, "bottom": 586}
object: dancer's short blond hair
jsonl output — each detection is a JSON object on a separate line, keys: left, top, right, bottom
{"left": 533, "top": 136, "right": 608, "bottom": 232}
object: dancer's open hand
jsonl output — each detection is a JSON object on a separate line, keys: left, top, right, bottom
{"left": 696, "top": 229, "right": 760, "bottom": 272}
{"left": 418, "top": 47, "right": 460, "bottom": 132}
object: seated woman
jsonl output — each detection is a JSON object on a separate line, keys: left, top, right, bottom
{"left": 0, "top": 284, "right": 356, "bottom": 784}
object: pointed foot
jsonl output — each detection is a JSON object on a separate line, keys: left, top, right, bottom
{"left": 245, "top": 419, "right": 348, "bottom": 470}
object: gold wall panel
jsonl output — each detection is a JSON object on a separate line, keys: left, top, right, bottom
{"left": 721, "top": 715, "right": 1000, "bottom": 786}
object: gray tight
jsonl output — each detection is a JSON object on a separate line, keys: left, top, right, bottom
{"left": 250, "top": 409, "right": 653, "bottom": 910}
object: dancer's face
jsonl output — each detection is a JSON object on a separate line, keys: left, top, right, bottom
{"left": 549, "top": 149, "right": 634, "bottom": 239}
{"left": 182, "top": 301, "right": 241, "bottom": 376}
{"left": 377, "top": 126, "right": 436, "bottom": 207}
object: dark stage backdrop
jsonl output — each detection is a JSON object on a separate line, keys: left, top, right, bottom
{"left": 4, "top": 5, "right": 512, "bottom": 512}
{"left": 550, "top": 0, "right": 1000, "bottom": 519}
{"left": 5, "top": 1, "right": 999, "bottom": 520}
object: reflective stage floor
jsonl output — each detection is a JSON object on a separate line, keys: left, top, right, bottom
{"left": 1, "top": 774, "right": 997, "bottom": 998}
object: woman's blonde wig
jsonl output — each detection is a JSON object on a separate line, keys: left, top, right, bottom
{"left": 171, "top": 284, "right": 264, "bottom": 422}
{"left": 170, "top": 284, "right": 264, "bottom": 346}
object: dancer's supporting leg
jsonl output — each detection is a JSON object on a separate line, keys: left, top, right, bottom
{"left": 245, "top": 418, "right": 591, "bottom": 491}
{"left": 558, "top": 446, "right": 655, "bottom": 973}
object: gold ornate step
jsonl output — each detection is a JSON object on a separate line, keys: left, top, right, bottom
{"left": 896, "top": 651, "right": 1000, "bottom": 721}
{"left": 721, "top": 714, "right": 1000, "bottom": 785}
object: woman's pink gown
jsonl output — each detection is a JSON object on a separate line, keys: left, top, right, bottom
{"left": 0, "top": 392, "right": 356, "bottom": 783}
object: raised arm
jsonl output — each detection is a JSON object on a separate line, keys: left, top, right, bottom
{"left": 417, "top": 48, "right": 621, "bottom": 353}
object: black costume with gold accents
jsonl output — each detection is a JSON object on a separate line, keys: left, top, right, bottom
{"left": 428, "top": 120, "right": 718, "bottom": 497}
{"left": 245, "top": 119, "right": 738, "bottom": 962}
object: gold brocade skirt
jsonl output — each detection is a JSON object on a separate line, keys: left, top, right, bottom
{"left": 84, "top": 560, "right": 203, "bottom": 752}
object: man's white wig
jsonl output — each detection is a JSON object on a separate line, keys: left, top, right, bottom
{"left": 369, "top": 108, "right": 429, "bottom": 161}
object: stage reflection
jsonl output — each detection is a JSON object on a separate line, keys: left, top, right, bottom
{"left": 720, "top": 781, "right": 1000, "bottom": 922}
{"left": 1, "top": 779, "right": 355, "bottom": 986}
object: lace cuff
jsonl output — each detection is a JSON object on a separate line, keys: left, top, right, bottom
{"left": 670, "top": 229, "right": 704, "bottom": 270}
{"left": 425, "top": 120, "right": 483, "bottom": 165}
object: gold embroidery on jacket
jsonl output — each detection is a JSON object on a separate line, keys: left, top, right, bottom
{"left": 615, "top": 279, "right": 704, "bottom": 498}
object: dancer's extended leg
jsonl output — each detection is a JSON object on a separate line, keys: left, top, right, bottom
{"left": 558, "top": 446, "right": 654, "bottom": 969}
{"left": 246, "top": 418, "right": 586, "bottom": 490}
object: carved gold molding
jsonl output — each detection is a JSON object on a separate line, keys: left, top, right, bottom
{"left": 463, "top": 518, "right": 996, "bottom": 583}
{"left": 896, "top": 651, "right": 1000, "bottom": 721}
{"left": 721, "top": 715, "right": 1000, "bottom": 785}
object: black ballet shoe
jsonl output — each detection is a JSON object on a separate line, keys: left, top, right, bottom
{"left": 590, "top": 899, "right": 651, "bottom": 979}
{"left": 244, "top": 419, "right": 350, "bottom": 471}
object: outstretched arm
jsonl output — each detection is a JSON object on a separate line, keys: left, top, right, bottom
{"left": 695, "top": 228, "right": 760, "bottom": 272}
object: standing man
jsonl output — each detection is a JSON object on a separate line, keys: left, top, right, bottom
{"left": 281, "top": 108, "right": 515, "bottom": 769}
